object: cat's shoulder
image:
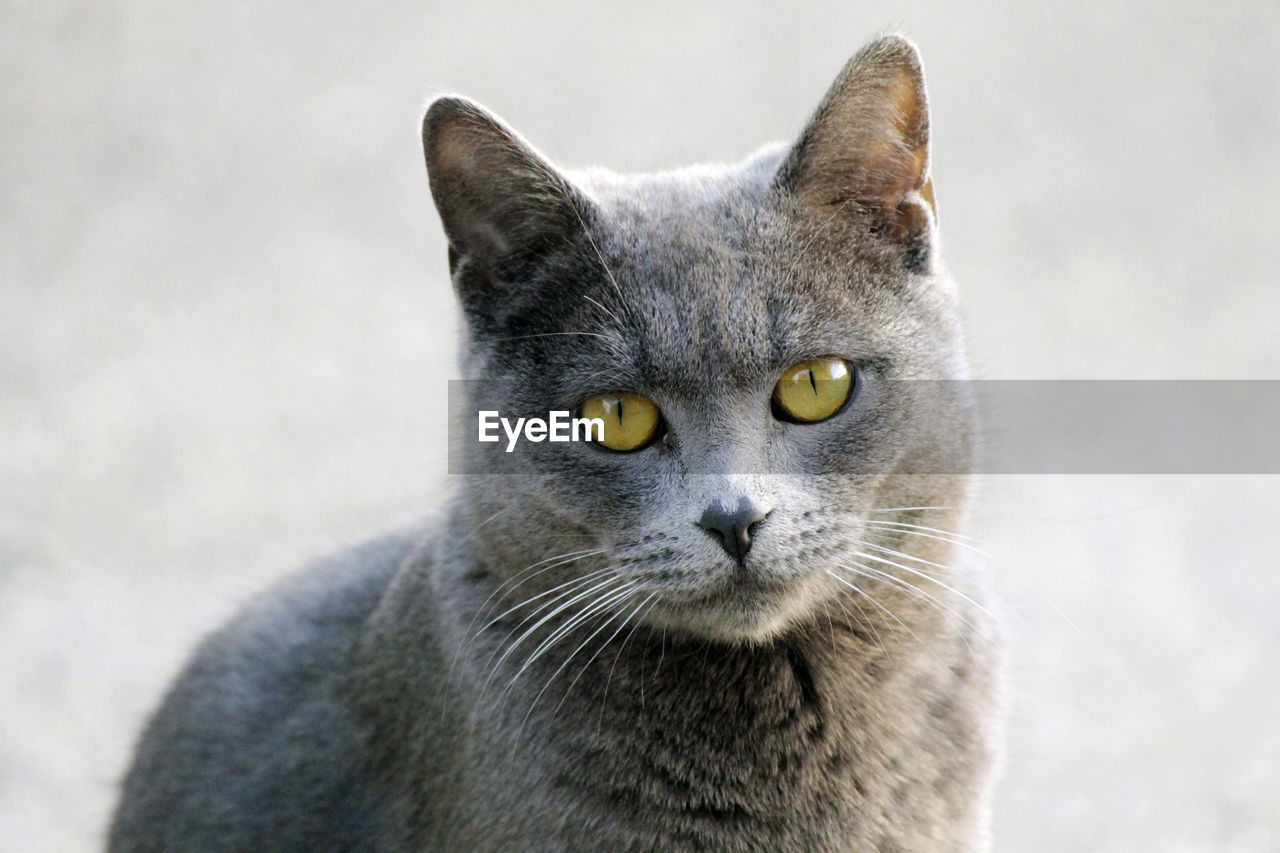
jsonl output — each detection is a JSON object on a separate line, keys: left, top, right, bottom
{"left": 107, "top": 520, "right": 430, "bottom": 851}
{"left": 203, "top": 518, "right": 430, "bottom": 674}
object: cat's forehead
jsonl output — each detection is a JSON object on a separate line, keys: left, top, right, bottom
{"left": 596, "top": 176, "right": 770, "bottom": 299}
{"left": 586, "top": 173, "right": 776, "bottom": 381}
{"left": 562, "top": 166, "right": 876, "bottom": 389}
{"left": 575, "top": 158, "right": 778, "bottom": 259}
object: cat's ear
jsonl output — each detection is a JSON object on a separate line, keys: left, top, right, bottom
{"left": 422, "top": 96, "right": 588, "bottom": 280}
{"left": 775, "top": 35, "right": 937, "bottom": 249}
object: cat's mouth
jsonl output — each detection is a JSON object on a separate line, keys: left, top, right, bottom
{"left": 639, "top": 563, "right": 820, "bottom": 643}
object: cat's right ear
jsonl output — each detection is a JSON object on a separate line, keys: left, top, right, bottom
{"left": 422, "top": 96, "right": 588, "bottom": 286}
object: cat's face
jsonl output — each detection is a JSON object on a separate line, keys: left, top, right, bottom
{"left": 429, "top": 36, "right": 975, "bottom": 643}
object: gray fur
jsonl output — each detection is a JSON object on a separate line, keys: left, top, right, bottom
{"left": 109, "top": 34, "right": 1002, "bottom": 852}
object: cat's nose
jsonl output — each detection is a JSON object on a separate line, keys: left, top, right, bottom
{"left": 697, "top": 499, "right": 771, "bottom": 564}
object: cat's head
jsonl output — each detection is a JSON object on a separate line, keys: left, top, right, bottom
{"left": 426, "top": 35, "right": 975, "bottom": 644}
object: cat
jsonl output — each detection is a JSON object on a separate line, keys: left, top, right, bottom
{"left": 108, "top": 34, "right": 1002, "bottom": 852}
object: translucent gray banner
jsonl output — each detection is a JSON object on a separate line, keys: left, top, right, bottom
{"left": 445, "top": 380, "right": 1280, "bottom": 474}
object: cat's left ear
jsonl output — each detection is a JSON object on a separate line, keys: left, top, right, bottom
{"left": 775, "top": 35, "right": 938, "bottom": 251}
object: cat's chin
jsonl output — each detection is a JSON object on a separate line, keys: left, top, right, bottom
{"left": 641, "top": 573, "right": 824, "bottom": 646}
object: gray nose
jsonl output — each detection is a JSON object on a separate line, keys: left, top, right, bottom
{"left": 697, "top": 499, "right": 771, "bottom": 564}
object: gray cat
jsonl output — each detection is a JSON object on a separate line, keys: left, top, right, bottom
{"left": 108, "top": 34, "right": 1002, "bottom": 852}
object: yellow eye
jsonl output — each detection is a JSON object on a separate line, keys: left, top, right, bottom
{"left": 580, "top": 392, "right": 663, "bottom": 451}
{"left": 772, "top": 357, "right": 853, "bottom": 423}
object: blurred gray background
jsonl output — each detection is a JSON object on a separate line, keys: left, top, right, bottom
{"left": 3, "top": 0, "right": 1278, "bottom": 850}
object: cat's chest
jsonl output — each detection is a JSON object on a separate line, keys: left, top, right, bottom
{"left": 458, "top": 634, "right": 891, "bottom": 850}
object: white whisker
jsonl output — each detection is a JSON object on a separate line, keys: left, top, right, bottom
{"left": 853, "top": 545, "right": 1009, "bottom": 636}
{"left": 599, "top": 592, "right": 659, "bottom": 724}
{"left": 839, "top": 560, "right": 981, "bottom": 655}
{"left": 502, "top": 583, "right": 637, "bottom": 708}
{"left": 537, "top": 590, "right": 655, "bottom": 731}
{"left": 858, "top": 505, "right": 961, "bottom": 514}
{"left": 863, "top": 519, "right": 990, "bottom": 555}
{"left": 566, "top": 199, "right": 626, "bottom": 303}
{"left": 477, "top": 548, "right": 608, "bottom": 618}
{"left": 476, "top": 565, "right": 616, "bottom": 638}
{"left": 454, "top": 549, "right": 609, "bottom": 675}
{"left": 481, "top": 574, "right": 623, "bottom": 694}
{"left": 582, "top": 293, "right": 625, "bottom": 328}
{"left": 441, "top": 505, "right": 515, "bottom": 558}
{"left": 828, "top": 590, "right": 888, "bottom": 655}
{"left": 824, "top": 568, "right": 929, "bottom": 652}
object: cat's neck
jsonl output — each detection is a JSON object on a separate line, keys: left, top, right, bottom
{"left": 353, "top": 506, "right": 993, "bottom": 848}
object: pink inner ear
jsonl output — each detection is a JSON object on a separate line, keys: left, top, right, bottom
{"left": 885, "top": 68, "right": 924, "bottom": 137}
{"left": 858, "top": 67, "right": 938, "bottom": 242}
{"left": 786, "top": 50, "right": 934, "bottom": 228}
{"left": 871, "top": 68, "right": 930, "bottom": 202}
{"left": 920, "top": 178, "right": 937, "bottom": 219}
